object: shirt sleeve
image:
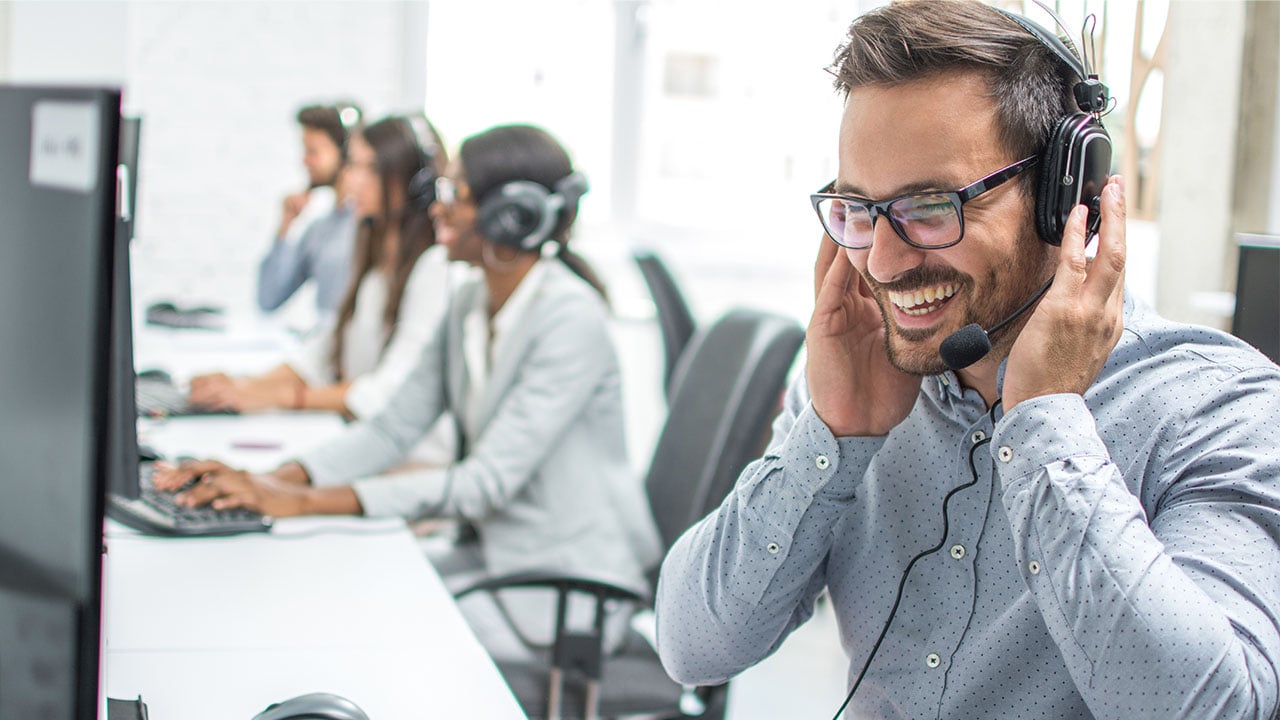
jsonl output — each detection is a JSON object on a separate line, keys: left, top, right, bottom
{"left": 285, "top": 319, "right": 338, "bottom": 387}
{"left": 345, "top": 246, "right": 451, "bottom": 418}
{"left": 655, "top": 372, "right": 887, "bottom": 686}
{"left": 348, "top": 293, "right": 617, "bottom": 522}
{"left": 257, "top": 188, "right": 337, "bottom": 311}
{"left": 257, "top": 236, "right": 309, "bottom": 312}
{"left": 994, "top": 374, "right": 1280, "bottom": 719}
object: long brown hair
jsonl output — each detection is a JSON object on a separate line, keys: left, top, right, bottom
{"left": 330, "top": 114, "right": 446, "bottom": 379}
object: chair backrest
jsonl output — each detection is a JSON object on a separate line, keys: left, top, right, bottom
{"left": 633, "top": 250, "right": 697, "bottom": 399}
{"left": 643, "top": 308, "right": 805, "bottom": 580}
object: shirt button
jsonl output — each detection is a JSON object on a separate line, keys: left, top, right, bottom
{"left": 997, "top": 446, "right": 1014, "bottom": 462}
{"left": 949, "top": 544, "right": 966, "bottom": 560}
{"left": 1028, "top": 560, "right": 1042, "bottom": 575}
{"left": 815, "top": 455, "right": 830, "bottom": 470}
{"left": 940, "top": 375, "right": 950, "bottom": 386}
{"left": 926, "top": 653, "right": 941, "bottom": 668}
{"left": 971, "top": 430, "right": 986, "bottom": 444}
{"left": 767, "top": 542, "right": 780, "bottom": 555}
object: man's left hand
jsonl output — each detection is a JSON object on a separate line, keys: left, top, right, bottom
{"left": 1002, "top": 176, "right": 1127, "bottom": 411}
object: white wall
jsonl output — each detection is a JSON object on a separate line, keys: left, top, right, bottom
{"left": 3, "top": 0, "right": 425, "bottom": 315}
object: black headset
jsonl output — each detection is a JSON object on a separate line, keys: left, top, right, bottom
{"left": 995, "top": 7, "right": 1112, "bottom": 246}
{"left": 401, "top": 114, "right": 440, "bottom": 212}
{"left": 475, "top": 172, "right": 590, "bottom": 250}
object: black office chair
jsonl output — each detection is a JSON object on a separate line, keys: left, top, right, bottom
{"left": 458, "top": 308, "right": 805, "bottom": 720}
{"left": 633, "top": 250, "right": 697, "bottom": 400}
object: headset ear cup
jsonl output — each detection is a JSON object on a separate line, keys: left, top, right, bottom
{"left": 476, "top": 182, "right": 556, "bottom": 249}
{"left": 1035, "top": 113, "right": 1112, "bottom": 246}
{"left": 1035, "top": 116, "right": 1073, "bottom": 245}
{"left": 407, "top": 167, "right": 437, "bottom": 211}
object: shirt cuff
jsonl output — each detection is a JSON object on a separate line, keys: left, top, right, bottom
{"left": 778, "top": 403, "right": 885, "bottom": 501}
{"left": 350, "top": 468, "right": 452, "bottom": 519}
{"left": 343, "top": 375, "right": 382, "bottom": 418}
{"left": 991, "top": 393, "right": 1111, "bottom": 488}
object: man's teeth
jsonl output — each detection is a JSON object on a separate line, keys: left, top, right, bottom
{"left": 889, "top": 284, "right": 957, "bottom": 316}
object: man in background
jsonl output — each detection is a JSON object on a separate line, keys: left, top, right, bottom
{"left": 258, "top": 102, "right": 361, "bottom": 322}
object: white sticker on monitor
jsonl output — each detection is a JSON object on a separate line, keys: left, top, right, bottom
{"left": 30, "top": 100, "right": 100, "bottom": 193}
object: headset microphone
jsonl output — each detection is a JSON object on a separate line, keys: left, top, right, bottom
{"left": 939, "top": 277, "right": 1054, "bottom": 371}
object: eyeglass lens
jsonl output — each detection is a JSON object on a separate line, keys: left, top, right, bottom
{"left": 434, "top": 176, "right": 456, "bottom": 205}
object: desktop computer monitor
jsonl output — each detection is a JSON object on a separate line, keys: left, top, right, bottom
{"left": 1232, "top": 233, "right": 1280, "bottom": 365}
{"left": 0, "top": 85, "right": 121, "bottom": 718}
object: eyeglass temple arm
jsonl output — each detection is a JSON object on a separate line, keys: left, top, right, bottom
{"left": 957, "top": 157, "right": 1039, "bottom": 202}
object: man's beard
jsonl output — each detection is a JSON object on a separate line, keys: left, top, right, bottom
{"left": 863, "top": 240, "right": 1052, "bottom": 376}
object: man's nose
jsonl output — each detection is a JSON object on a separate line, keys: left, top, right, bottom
{"left": 865, "top": 215, "right": 926, "bottom": 284}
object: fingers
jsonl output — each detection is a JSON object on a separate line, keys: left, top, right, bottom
{"left": 152, "top": 459, "right": 230, "bottom": 491}
{"left": 815, "top": 243, "right": 856, "bottom": 308}
{"left": 1084, "top": 177, "right": 1127, "bottom": 308}
{"left": 1055, "top": 204, "right": 1090, "bottom": 295}
{"left": 1053, "top": 176, "right": 1126, "bottom": 308}
{"left": 814, "top": 233, "right": 841, "bottom": 302}
{"left": 188, "top": 377, "right": 241, "bottom": 411}
{"left": 176, "top": 469, "right": 248, "bottom": 508}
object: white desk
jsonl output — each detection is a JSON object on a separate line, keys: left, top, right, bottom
{"left": 137, "top": 410, "right": 348, "bottom": 472}
{"left": 103, "top": 413, "right": 526, "bottom": 719}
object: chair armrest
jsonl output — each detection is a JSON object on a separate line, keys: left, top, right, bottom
{"left": 454, "top": 569, "right": 646, "bottom": 604}
{"left": 454, "top": 569, "right": 650, "bottom": 688}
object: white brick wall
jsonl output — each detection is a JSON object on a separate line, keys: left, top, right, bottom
{"left": 5, "top": 0, "right": 423, "bottom": 316}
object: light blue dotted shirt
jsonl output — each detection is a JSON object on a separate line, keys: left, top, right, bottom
{"left": 656, "top": 294, "right": 1280, "bottom": 719}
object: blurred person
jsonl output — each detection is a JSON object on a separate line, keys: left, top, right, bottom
{"left": 193, "top": 115, "right": 457, "bottom": 458}
{"left": 157, "top": 124, "right": 658, "bottom": 662}
{"left": 257, "top": 102, "right": 362, "bottom": 319}
{"left": 655, "top": 2, "right": 1280, "bottom": 719}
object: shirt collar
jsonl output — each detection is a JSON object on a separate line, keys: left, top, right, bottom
{"left": 491, "top": 258, "right": 548, "bottom": 340}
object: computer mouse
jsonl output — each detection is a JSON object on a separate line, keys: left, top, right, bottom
{"left": 251, "top": 692, "right": 370, "bottom": 720}
{"left": 137, "top": 368, "right": 172, "bottom": 383}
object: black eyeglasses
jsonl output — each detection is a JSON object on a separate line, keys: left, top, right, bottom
{"left": 810, "top": 156, "right": 1038, "bottom": 250}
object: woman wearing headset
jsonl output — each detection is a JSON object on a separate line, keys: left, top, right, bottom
{"left": 187, "top": 115, "right": 458, "bottom": 459}
{"left": 157, "top": 124, "right": 658, "bottom": 661}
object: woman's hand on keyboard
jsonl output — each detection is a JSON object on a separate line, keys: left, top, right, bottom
{"left": 174, "top": 468, "right": 311, "bottom": 517}
{"left": 189, "top": 373, "right": 289, "bottom": 412}
{"left": 151, "top": 458, "right": 231, "bottom": 492}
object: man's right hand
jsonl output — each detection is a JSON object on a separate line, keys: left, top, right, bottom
{"left": 805, "top": 236, "right": 921, "bottom": 437}
{"left": 276, "top": 191, "right": 309, "bottom": 239}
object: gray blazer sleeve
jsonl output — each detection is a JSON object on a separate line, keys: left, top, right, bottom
{"left": 350, "top": 289, "right": 617, "bottom": 520}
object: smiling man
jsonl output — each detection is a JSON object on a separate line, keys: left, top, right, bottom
{"left": 654, "top": 2, "right": 1280, "bottom": 718}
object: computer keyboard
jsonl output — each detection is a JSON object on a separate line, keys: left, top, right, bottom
{"left": 107, "top": 464, "right": 273, "bottom": 537}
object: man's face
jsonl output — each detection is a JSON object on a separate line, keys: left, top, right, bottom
{"left": 301, "top": 127, "right": 342, "bottom": 188}
{"left": 837, "top": 71, "right": 1054, "bottom": 376}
